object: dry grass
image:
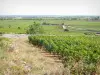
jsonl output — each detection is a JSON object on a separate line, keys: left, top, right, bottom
{"left": 1, "top": 37, "right": 64, "bottom": 75}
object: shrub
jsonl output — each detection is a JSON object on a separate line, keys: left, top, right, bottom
{"left": 27, "top": 22, "right": 44, "bottom": 34}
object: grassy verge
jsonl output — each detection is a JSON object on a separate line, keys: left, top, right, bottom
{"left": 0, "top": 37, "right": 10, "bottom": 74}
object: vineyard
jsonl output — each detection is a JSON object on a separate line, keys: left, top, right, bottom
{"left": 28, "top": 35, "right": 100, "bottom": 74}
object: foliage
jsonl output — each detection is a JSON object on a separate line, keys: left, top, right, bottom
{"left": 27, "top": 22, "right": 44, "bottom": 34}
{"left": 18, "top": 27, "right": 21, "bottom": 29}
{"left": 28, "top": 35, "right": 100, "bottom": 74}
{"left": 8, "top": 25, "right": 11, "bottom": 28}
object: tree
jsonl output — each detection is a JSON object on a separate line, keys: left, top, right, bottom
{"left": 27, "top": 22, "right": 44, "bottom": 34}
{"left": 8, "top": 25, "right": 11, "bottom": 28}
{"left": 18, "top": 27, "right": 21, "bottom": 29}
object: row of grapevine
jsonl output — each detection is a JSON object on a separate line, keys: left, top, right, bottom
{"left": 28, "top": 35, "right": 100, "bottom": 74}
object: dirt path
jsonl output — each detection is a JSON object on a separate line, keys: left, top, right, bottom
{"left": 5, "top": 36, "right": 64, "bottom": 75}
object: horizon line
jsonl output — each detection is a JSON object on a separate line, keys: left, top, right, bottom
{"left": 0, "top": 14, "right": 100, "bottom": 16}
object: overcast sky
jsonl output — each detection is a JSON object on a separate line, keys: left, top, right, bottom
{"left": 0, "top": 0, "right": 100, "bottom": 15}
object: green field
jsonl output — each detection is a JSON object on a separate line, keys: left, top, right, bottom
{"left": 0, "top": 20, "right": 100, "bottom": 35}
